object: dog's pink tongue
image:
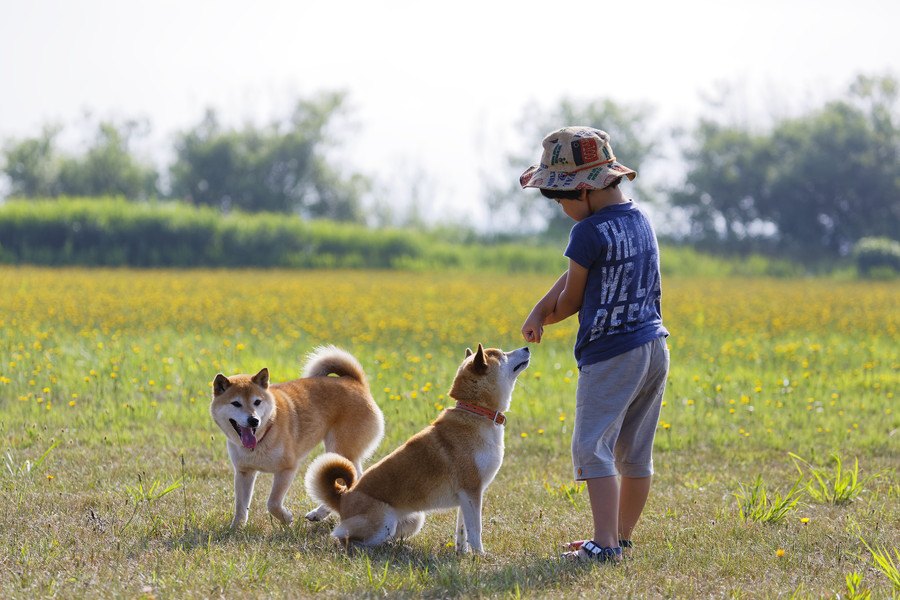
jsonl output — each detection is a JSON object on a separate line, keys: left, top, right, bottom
{"left": 240, "top": 426, "right": 257, "bottom": 450}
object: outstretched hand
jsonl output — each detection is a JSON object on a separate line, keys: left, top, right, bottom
{"left": 522, "top": 270, "right": 569, "bottom": 345}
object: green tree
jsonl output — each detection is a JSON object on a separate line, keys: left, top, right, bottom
{"left": 169, "top": 92, "right": 367, "bottom": 221}
{"left": 1, "top": 120, "right": 158, "bottom": 200}
{"left": 673, "top": 74, "right": 900, "bottom": 262}
{"left": 2, "top": 126, "right": 61, "bottom": 197}
{"left": 483, "top": 98, "right": 658, "bottom": 238}
{"left": 669, "top": 121, "right": 771, "bottom": 251}
{"left": 58, "top": 120, "right": 158, "bottom": 199}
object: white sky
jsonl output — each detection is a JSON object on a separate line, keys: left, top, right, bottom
{"left": 2, "top": 0, "right": 898, "bottom": 226}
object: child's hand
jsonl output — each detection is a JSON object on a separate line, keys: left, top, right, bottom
{"left": 521, "top": 316, "right": 544, "bottom": 344}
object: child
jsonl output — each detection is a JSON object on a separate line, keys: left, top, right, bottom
{"left": 520, "top": 127, "right": 669, "bottom": 562}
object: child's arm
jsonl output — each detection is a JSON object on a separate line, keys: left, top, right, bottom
{"left": 521, "top": 271, "right": 567, "bottom": 343}
{"left": 543, "top": 259, "right": 588, "bottom": 325}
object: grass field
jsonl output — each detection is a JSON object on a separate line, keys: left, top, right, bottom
{"left": 0, "top": 266, "right": 897, "bottom": 598}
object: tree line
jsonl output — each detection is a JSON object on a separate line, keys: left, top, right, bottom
{"left": 2, "top": 74, "right": 898, "bottom": 267}
{"left": 486, "top": 74, "right": 899, "bottom": 266}
{"left": 2, "top": 92, "right": 366, "bottom": 222}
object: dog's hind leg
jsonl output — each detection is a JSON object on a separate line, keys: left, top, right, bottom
{"left": 324, "top": 412, "right": 382, "bottom": 477}
{"left": 304, "top": 504, "right": 331, "bottom": 522}
{"left": 358, "top": 511, "right": 397, "bottom": 547}
{"left": 331, "top": 515, "right": 365, "bottom": 545}
{"left": 457, "top": 490, "right": 484, "bottom": 554}
{"left": 303, "top": 433, "right": 346, "bottom": 522}
{"left": 307, "top": 432, "right": 366, "bottom": 522}
{"left": 332, "top": 511, "right": 397, "bottom": 548}
{"left": 455, "top": 507, "right": 468, "bottom": 552}
{"left": 395, "top": 512, "right": 425, "bottom": 539}
{"left": 232, "top": 468, "right": 258, "bottom": 528}
{"left": 323, "top": 432, "right": 366, "bottom": 475}
{"left": 267, "top": 467, "right": 298, "bottom": 525}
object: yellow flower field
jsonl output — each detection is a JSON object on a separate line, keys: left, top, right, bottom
{"left": 0, "top": 266, "right": 897, "bottom": 598}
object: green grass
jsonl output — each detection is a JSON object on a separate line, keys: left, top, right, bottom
{"left": 0, "top": 267, "right": 897, "bottom": 598}
{"left": 861, "top": 540, "right": 900, "bottom": 591}
{"left": 791, "top": 452, "right": 880, "bottom": 506}
{"left": 843, "top": 571, "right": 872, "bottom": 600}
{"left": 734, "top": 475, "right": 804, "bottom": 524}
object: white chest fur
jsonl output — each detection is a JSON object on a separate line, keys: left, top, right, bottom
{"left": 473, "top": 425, "right": 505, "bottom": 485}
{"left": 227, "top": 441, "right": 283, "bottom": 472}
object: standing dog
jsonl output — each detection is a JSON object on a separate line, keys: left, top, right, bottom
{"left": 210, "top": 346, "right": 383, "bottom": 528}
{"left": 305, "top": 344, "right": 530, "bottom": 553}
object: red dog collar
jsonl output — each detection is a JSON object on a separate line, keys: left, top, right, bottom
{"left": 454, "top": 401, "right": 506, "bottom": 426}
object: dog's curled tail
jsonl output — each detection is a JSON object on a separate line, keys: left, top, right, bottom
{"left": 302, "top": 345, "right": 368, "bottom": 385}
{"left": 305, "top": 453, "right": 356, "bottom": 513}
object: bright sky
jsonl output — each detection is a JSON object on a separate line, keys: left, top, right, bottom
{"left": 2, "top": 0, "right": 898, "bottom": 225}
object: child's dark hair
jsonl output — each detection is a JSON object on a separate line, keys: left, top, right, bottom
{"left": 539, "top": 176, "right": 623, "bottom": 200}
{"left": 540, "top": 188, "right": 581, "bottom": 201}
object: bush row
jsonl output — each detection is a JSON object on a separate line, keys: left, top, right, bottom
{"left": 0, "top": 198, "right": 566, "bottom": 273}
{"left": 853, "top": 237, "right": 900, "bottom": 278}
{"left": 0, "top": 197, "right": 817, "bottom": 277}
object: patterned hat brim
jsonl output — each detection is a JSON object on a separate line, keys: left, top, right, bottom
{"left": 520, "top": 161, "right": 636, "bottom": 190}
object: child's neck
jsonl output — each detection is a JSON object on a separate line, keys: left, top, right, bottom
{"left": 587, "top": 188, "right": 629, "bottom": 213}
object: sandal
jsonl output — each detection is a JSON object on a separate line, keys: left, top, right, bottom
{"left": 562, "top": 540, "right": 622, "bottom": 562}
{"left": 565, "top": 539, "right": 633, "bottom": 550}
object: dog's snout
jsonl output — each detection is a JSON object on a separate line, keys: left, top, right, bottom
{"left": 247, "top": 416, "right": 260, "bottom": 428}
{"left": 522, "top": 346, "right": 530, "bottom": 354}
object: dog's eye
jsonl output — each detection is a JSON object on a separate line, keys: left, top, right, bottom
{"left": 230, "top": 401, "right": 241, "bottom": 407}
{"left": 253, "top": 399, "right": 261, "bottom": 406}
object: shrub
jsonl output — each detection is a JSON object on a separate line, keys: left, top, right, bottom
{"left": 0, "top": 198, "right": 560, "bottom": 272}
{"left": 0, "top": 197, "right": 806, "bottom": 276}
{"left": 854, "top": 237, "right": 900, "bottom": 278}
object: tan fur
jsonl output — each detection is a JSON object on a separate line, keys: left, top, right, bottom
{"left": 210, "top": 345, "right": 383, "bottom": 528}
{"left": 305, "top": 344, "right": 530, "bottom": 553}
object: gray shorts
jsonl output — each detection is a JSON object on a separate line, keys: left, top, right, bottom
{"left": 572, "top": 337, "right": 669, "bottom": 480}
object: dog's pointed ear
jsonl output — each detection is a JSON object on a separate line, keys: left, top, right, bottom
{"left": 465, "top": 347, "right": 473, "bottom": 358}
{"left": 252, "top": 368, "right": 269, "bottom": 389}
{"left": 471, "top": 344, "right": 488, "bottom": 373}
{"left": 213, "top": 374, "right": 231, "bottom": 396}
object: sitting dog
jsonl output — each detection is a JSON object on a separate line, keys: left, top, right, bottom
{"left": 210, "top": 346, "right": 383, "bottom": 528}
{"left": 305, "top": 344, "right": 530, "bottom": 553}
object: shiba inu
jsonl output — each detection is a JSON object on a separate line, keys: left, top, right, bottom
{"left": 210, "top": 346, "right": 384, "bottom": 529}
{"left": 304, "top": 344, "right": 530, "bottom": 553}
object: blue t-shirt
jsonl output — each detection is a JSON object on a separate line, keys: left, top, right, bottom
{"left": 564, "top": 201, "right": 668, "bottom": 367}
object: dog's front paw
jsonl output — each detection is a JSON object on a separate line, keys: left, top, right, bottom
{"left": 457, "top": 541, "right": 484, "bottom": 555}
{"left": 268, "top": 506, "right": 294, "bottom": 526}
{"left": 304, "top": 504, "right": 331, "bottom": 522}
{"left": 229, "top": 512, "right": 249, "bottom": 529}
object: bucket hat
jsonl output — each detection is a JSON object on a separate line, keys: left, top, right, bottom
{"left": 519, "top": 126, "right": 636, "bottom": 191}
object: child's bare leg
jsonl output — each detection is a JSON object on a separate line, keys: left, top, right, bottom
{"left": 586, "top": 476, "right": 619, "bottom": 548}
{"left": 618, "top": 475, "right": 652, "bottom": 541}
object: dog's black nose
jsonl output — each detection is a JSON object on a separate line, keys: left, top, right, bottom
{"left": 522, "top": 347, "right": 530, "bottom": 353}
{"left": 247, "top": 416, "right": 260, "bottom": 428}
